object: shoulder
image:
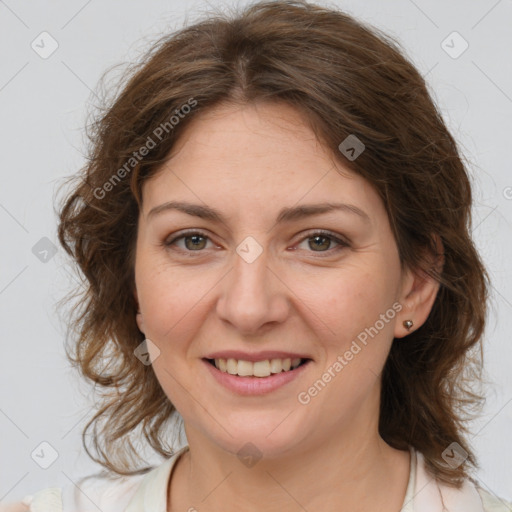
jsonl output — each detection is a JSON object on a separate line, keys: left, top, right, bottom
{"left": 1, "top": 471, "right": 147, "bottom": 512}
{"left": 412, "top": 449, "right": 512, "bottom": 512}
{"left": 3, "top": 446, "right": 189, "bottom": 512}
{"left": 476, "top": 486, "right": 512, "bottom": 512}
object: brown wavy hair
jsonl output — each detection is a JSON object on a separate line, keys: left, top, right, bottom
{"left": 56, "top": 0, "right": 490, "bottom": 486}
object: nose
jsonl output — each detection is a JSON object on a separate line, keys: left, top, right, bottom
{"left": 215, "top": 242, "right": 290, "bottom": 336}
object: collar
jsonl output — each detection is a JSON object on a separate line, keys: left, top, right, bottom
{"left": 412, "top": 450, "right": 485, "bottom": 512}
{"left": 125, "top": 445, "right": 190, "bottom": 512}
{"left": 125, "top": 445, "right": 484, "bottom": 512}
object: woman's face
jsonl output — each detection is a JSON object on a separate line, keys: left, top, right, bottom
{"left": 134, "top": 101, "right": 423, "bottom": 458}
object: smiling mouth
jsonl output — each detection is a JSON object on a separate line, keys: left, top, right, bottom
{"left": 204, "top": 357, "right": 311, "bottom": 377}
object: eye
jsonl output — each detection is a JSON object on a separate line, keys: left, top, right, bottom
{"left": 164, "top": 230, "right": 214, "bottom": 253}
{"left": 163, "top": 229, "right": 350, "bottom": 257}
{"left": 294, "top": 230, "right": 349, "bottom": 256}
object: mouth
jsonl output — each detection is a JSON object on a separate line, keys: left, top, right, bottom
{"left": 203, "top": 357, "right": 312, "bottom": 378}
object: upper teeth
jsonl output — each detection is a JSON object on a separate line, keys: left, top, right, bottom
{"left": 214, "top": 357, "right": 302, "bottom": 377}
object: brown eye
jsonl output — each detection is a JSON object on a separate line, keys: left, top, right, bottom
{"left": 296, "top": 230, "right": 349, "bottom": 256}
{"left": 308, "top": 235, "right": 332, "bottom": 251}
{"left": 183, "top": 234, "right": 207, "bottom": 250}
{"left": 164, "top": 231, "right": 212, "bottom": 252}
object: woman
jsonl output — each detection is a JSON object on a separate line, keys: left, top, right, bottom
{"left": 3, "top": 1, "right": 510, "bottom": 510}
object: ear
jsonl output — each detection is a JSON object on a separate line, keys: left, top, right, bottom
{"left": 134, "top": 288, "right": 145, "bottom": 334}
{"left": 394, "top": 234, "right": 444, "bottom": 339}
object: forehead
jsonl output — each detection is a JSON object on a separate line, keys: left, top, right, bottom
{"left": 141, "top": 102, "right": 382, "bottom": 222}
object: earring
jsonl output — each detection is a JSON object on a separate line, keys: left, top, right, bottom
{"left": 403, "top": 319, "right": 414, "bottom": 331}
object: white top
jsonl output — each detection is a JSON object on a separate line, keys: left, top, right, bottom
{"left": 2, "top": 445, "right": 511, "bottom": 512}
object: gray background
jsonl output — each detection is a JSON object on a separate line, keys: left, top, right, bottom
{"left": 1, "top": 0, "right": 511, "bottom": 504}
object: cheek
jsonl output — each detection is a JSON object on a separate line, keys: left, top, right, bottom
{"left": 141, "top": 281, "right": 192, "bottom": 339}
{"left": 304, "top": 267, "right": 391, "bottom": 336}
{"left": 135, "top": 258, "right": 215, "bottom": 342}
{"left": 296, "top": 263, "right": 399, "bottom": 381}
{"left": 302, "top": 270, "right": 397, "bottom": 412}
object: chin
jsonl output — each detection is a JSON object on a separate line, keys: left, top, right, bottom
{"left": 203, "top": 413, "right": 311, "bottom": 460}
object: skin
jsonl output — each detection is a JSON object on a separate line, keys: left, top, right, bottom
{"left": 133, "top": 101, "right": 442, "bottom": 512}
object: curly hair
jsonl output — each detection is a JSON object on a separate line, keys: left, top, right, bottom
{"left": 56, "top": 0, "right": 490, "bottom": 486}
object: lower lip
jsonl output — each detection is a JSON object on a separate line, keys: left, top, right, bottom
{"left": 202, "top": 359, "right": 311, "bottom": 396}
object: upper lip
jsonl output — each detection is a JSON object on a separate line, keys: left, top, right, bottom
{"left": 204, "top": 350, "right": 312, "bottom": 362}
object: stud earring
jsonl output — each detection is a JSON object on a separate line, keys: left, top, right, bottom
{"left": 403, "top": 319, "right": 414, "bottom": 331}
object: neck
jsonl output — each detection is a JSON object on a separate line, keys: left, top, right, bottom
{"left": 168, "top": 427, "right": 411, "bottom": 512}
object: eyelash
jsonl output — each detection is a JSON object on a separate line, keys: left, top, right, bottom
{"left": 163, "top": 229, "right": 350, "bottom": 257}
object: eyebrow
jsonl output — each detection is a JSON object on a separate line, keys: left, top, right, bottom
{"left": 147, "top": 200, "right": 371, "bottom": 224}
